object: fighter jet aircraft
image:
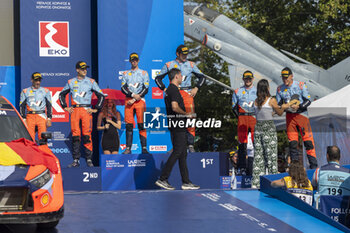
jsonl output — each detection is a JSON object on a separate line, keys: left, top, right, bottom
{"left": 184, "top": 4, "right": 350, "bottom": 99}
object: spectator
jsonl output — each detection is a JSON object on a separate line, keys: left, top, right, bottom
{"left": 277, "top": 154, "right": 289, "bottom": 173}
{"left": 19, "top": 72, "right": 52, "bottom": 142}
{"left": 229, "top": 150, "right": 238, "bottom": 189}
{"left": 97, "top": 99, "right": 121, "bottom": 154}
{"left": 59, "top": 61, "right": 105, "bottom": 167}
{"left": 271, "top": 161, "right": 313, "bottom": 205}
{"left": 251, "top": 79, "right": 289, "bottom": 188}
{"left": 312, "top": 146, "right": 350, "bottom": 207}
{"left": 121, "top": 53, "right": 150, "bottom": 154}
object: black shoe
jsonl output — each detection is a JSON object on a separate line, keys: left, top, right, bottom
{"left": 86, "top": 159, "right": 94, "bottom": 167}
{"left": 181, "top": 182, "right": 200, "bottom": 190}
{"left": 188, "top": 145, "right": 195, "bottom": 153}
{"left": 122, "top": 147, "right": 131, "bottom": 154}
{"left": 155, "top": 179, "right": 175, "bottom": 190}
{"left": 141, "top": 147, "right": 150, "bottom": 154}
{"left": 68, "top": 159, "right": 80, "bottom": 168}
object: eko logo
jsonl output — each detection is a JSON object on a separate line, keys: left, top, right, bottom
{"left": 47, "top": 87, "right": 69, "bottom": 122}
{"left": 39, "top": 21, "right": 69, "bottom": 57}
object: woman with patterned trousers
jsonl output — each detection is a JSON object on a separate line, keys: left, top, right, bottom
{"left": 251, "top": 79, "right": 289, "bottom": 188}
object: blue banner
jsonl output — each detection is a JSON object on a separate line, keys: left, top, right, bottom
{"left": 97, "top": 0, "right": 183, "bottom": 154}
{"left": 20, "top": 0, "right": 92, "bottom": 164}
{"left": 320, "top": 195, "right": 350, "bottom": 225}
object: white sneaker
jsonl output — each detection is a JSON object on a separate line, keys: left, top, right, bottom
{"left": 181, "top": 182, "right": 200, "bottom": 190}
{"left": 155, "top": 179, "right": 175, "bottom": 190}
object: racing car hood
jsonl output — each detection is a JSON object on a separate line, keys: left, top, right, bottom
{"left": 0, "top": 165, "right": 30, "bottom": 188}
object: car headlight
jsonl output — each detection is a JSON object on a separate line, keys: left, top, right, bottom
{"left": 29, "top": 169, "right": 51, "bottom": 188}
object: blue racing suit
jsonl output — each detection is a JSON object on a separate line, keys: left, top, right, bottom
{"left": 276, "top": 81, "right": 316, "bottom": 168}
{"left": 59, "top": 76, "right": 105, "bottom": 160}
{"left": 20, "top": 87, "right": 52, "bottom": 140}
{"left": 121, "top": 68, "right": 149, "bottom": 149}
{"left": 232, "top": 86, "right": 257, "bottom": 173}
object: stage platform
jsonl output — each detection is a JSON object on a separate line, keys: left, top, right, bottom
{"left": 2, "top": 189, "right": 345, "bottom": 233}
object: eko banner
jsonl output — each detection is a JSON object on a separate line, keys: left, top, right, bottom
{"left": 97, "top": 0, "right": 184, "bottom": 154}
{"left": 20, "top": 0, "right": 92, "bottom": 165}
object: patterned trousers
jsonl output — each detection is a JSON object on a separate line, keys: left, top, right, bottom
{"left": 252, "top": 120, "right": 278, "bottom": 188}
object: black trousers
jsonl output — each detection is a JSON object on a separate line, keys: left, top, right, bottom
{"left": 160, "top": 130, "right": 190, "bottom": 184}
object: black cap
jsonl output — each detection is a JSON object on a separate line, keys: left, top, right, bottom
{"left": 129, "top": 53, "right": 139, "bottom": 61}
{"left": 281, "top": 67, "right": 293, "bottom": 77}
{"left": 76, "top": 61, "right": 90, "bottom": 69}
{"left": 31, "top": 72, "right": 42, "bottom": 80}
{"left": 176, "top": 45, "right": 189, "bottom": 55}
{"left": 242, "top": 70, "right": 254, "bottom": 79}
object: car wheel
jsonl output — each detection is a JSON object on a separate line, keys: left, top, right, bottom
{"left": 37, "top": 220, "right": 59, "bottom": 229}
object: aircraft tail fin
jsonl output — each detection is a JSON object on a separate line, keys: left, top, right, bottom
{"left": 218, "top": 53, "right": 279, "bottom": 92}
{"left": 327, "top": 57, "right": 350, "bottom": 90}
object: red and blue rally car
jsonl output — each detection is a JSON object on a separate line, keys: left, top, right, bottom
{"left": 0, "top": 96, "right": 64, "bottom": 228}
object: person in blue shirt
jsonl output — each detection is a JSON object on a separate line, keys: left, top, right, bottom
{"left": 312, "top": 145, "right": 350, "bottom": 207}
{"left": 20, "top": 72, "right": 52, "bottom": 142}
{"left": 232, "top": 70, "right": 257, "bottom": 175}
{"left": 121, "top": 53, "right": 150, "bottom": 154}
{"left": 59, "top": 61, "right": 105, "bottom": 167}
{"left": 276, "top": 67, "right": 317, "bottom": 169}
{"left": 155, "top": 45, "right": 205, "bottom": 152}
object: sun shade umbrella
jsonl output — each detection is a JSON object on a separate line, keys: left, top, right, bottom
{"left": 92, "top": 88, "right": 125, "bottom": 105}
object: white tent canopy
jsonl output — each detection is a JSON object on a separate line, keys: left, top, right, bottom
{"left": 307, "top": 84, "right": 350, "bottom": 166}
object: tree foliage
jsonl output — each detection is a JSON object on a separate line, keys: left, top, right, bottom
{"left": 185, "top": 0, "right": 350, "bottom": 152}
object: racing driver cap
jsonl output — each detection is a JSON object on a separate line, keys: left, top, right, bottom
{"left": 176, "top": 45, "right": 189, "bottom": 55}
{"left": 242, "top": 70, "right": 254, "bottom": 79}
{"left": 31, "top": 72, "right": 42, "bottom": 80}
{"left": 281, "top": 67, "right": 293, "bottom": 78}
{"left": 76, "top": 61, "right": 90, "bottom": 69}
{"left": 129, "top": 53, "right": 139, "bottom": 61}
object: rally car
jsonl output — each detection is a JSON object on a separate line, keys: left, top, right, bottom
{"left": 0, "top": 96, "right": 64, "bottom": 228}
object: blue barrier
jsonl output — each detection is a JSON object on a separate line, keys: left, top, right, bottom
{"left": 260, "top": 174, "right": 350, "bottom": 232}
{"left": 320, "top": 195, "right": 350, "bottom": 225}
{"left": 101, "top": 152, "right": 229, "bottom": 190}
{"left": 220, "top": 176, "right": 252, "bottom": 189}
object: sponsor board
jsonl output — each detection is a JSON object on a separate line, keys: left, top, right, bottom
{"left": 39, "top": 21, "right": 70, "bottom": 57}
{"left": 106, "top": 159, "right": 125, "bottom": 169}
{"left": 47, "top": 87, "right": 69, "bottom": 122}
{"left": 50, "top": 147, "right": 71, "bottom": 154}
{"left": 152, "top": 87, "right": 163, "bottom": 99}
{"left": 52, "top": 131, "right": 69, "bottom": 141}
{"left": 149, "top": 145, "right": 167, "bottom": 152}
{"left": 127, "top": 159, "right": 146, "bottom": 167}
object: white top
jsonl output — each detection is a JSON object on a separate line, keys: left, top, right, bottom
{"left": 255, "top": 97, "right": 274, "bottom": 121}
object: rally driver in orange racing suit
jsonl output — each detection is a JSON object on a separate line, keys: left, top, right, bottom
{"left": 276, "top": 67, "right": 317, "bottom": 169}
{"left": 155, "top": 45, "right": 205, "bottom": 153}
{"left": 20, "top": 72, "right": 52, "bottom": 142}
{"left": 121, "top": 53, "right": 150, "bottom": 154}
{"left": 59, "top": 61, "right": 105, "bottom": 167}
{"left": 232, "top": 71, "right": 257, "bottom": 175}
